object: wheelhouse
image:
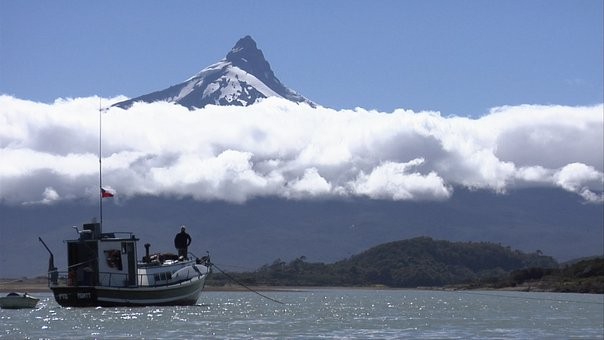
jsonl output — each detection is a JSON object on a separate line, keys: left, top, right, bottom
{"left": 66, "top": 222, "right": 138, "bottom": 288}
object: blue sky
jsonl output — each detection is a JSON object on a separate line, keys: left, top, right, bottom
{"left": 1, "top": 0, "right": 602, "bottom": 116}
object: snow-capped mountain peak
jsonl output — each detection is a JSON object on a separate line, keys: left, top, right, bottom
{"left": 114, "top": 36, "right": 315, "bottom": 109}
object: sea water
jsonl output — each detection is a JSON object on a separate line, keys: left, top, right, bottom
{"left": 1, "top": 289, "right": 602, "bottom": 339}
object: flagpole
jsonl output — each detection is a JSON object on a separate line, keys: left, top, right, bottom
{"left": 99, "top": 99, "right": 103, "bottom": 228}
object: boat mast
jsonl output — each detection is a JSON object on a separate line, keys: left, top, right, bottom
{"left": 99, "top": 100, "right": 103, "bottom": 228}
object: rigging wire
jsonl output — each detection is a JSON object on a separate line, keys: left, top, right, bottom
{"left": 211, "top": 263, "right": 285, "bottom": 305}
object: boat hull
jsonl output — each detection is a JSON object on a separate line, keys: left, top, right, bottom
{"left": 0, "top": 295, "right": 40, "bottom": 309}
{"left": 50, "top": 276, "right": 207, "bottom": 307}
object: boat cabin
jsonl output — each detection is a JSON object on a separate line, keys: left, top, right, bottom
{"left": 67, "top": 222, "right": 138, "bottom": 288}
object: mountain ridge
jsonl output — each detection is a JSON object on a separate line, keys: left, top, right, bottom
{"left": 114, "top": 36, "right": 315, "bottom": 109}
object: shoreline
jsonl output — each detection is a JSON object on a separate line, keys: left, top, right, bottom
{"left": 0, "top": 280, "right": 313, "bottom": 293}
{"left": 0, "top": 282, "right": 400, "bottom": 293}
{"left": 1, "top": 279, "right": 598, "bottom": 294}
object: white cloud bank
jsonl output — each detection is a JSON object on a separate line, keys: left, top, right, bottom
{"left": 0, "top": 95, "right": 602, "bottom": 204}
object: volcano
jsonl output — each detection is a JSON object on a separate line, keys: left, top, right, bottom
{"left": 114, "top": 36, "right": 315, "bottom": 109}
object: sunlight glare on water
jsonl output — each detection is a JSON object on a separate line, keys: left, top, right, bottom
{"left": 1, "top": 289, "right": 602, "bottom": 339}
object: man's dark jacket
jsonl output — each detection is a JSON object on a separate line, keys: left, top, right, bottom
{"left": 174, "top": 232, "right": 191, "bottom": 249}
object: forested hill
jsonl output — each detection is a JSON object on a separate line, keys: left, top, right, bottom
{"left": 212, "top": 237, "right": 559, "bottom": 288}
{"left": 332, "top": 237, "right": 557, "bottom": 287}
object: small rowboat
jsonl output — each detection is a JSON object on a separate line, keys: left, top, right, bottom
{"left": 0, "top": 292, "right": 40, "bottom": 309}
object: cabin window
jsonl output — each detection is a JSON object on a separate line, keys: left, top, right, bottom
{"left": 104, "top": 249, "right": 123, "bottom": 270}
{"left": 153, "top": 272, "right": 172, "bottom": 282}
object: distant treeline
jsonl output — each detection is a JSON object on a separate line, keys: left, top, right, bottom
{"left": 467, "top": 257, "right": 604, "bottom": 293}
{"left": 209, "top": 237, "right": 568, "bottom": 288}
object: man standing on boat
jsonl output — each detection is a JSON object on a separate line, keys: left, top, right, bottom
{"left": 174, "top": 225, "right": 192, "bottom": 260}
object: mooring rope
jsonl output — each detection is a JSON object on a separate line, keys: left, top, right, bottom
{"left": 211, "top": 263, "right": 285, "bottom": 305}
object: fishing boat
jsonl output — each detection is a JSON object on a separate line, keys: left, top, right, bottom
{"left": 39, "top": 224, "right": 211, "bottom": 307}
{"left": 0, "top": 292, "right": 40, "bottom": 309}
{"left": 38, "top": 103, "right": 212, "bottom": 307}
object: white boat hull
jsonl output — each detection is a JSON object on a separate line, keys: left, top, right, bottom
{"left": 51, "top": 274, "right": 207, "bottom": 307}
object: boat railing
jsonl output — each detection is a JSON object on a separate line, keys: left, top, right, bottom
{"left": 47, "top": 270, "right": 204, "bottom": 288}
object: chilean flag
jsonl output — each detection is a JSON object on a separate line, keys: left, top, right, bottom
{"left": 101, "top": 187, "right": 115, "bottom": 198}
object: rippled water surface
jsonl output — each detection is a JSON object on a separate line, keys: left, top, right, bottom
{"left": 1, "top": 289, "right": 602, "bottom": 339}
